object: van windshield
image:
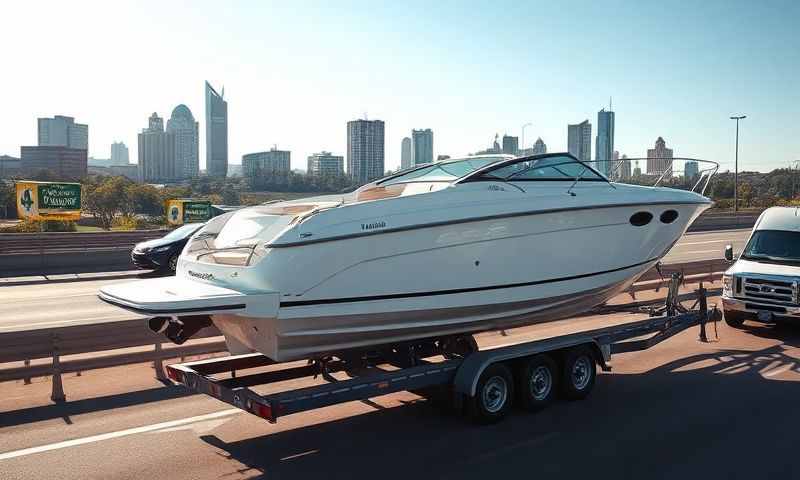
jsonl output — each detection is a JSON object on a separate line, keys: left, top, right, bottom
{"left": 741, "top": 230, "right": 800, "bottom": 264}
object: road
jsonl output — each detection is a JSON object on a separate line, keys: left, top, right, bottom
{"left": 0, "top": 229, "right": 751, "bottom": 332}
{"left": 2, "top": 296, "right": 799, "bottom": 479}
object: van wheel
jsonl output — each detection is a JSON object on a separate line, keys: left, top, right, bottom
{"left": 468, "top": 363, "right": 513, "bottom": 424}
{"left": 561, "top": 347, "right": 596, "bottom": 400}
{"left": 518, "top": 354, "right": 557, "bottom": 412}
{"left": 724, "top": 310, "right": 747, "bottom": 329}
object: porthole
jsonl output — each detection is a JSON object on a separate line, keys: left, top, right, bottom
{"left": 629, "top": 211, "right": 653, "bottom": 227}
{"left": 660, "top": 210, "right": 679, "bottom": 224}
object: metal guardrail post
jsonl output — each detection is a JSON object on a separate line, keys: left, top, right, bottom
{"left": 154, "top": 342, "right": 167, "bottom": 380}
{"left": 50, "top": 333, "right": 66, "bottom": 402}
{"left": 23, "top": 360, "right": 31, "bottom": 384}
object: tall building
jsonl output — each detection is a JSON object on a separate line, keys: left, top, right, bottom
{"left": 205, "top": 81, "right": 228, "bottom": 177}
{"left": 633, "top": 160, "right": 642, "bottom": 177}
{"left": 20, "top": 146, "right": 87, "bottom": 179}
{"left": 167, "top": 104, "right": 200, "bottom": 179}
{"left": 401, "top": 137, "right": 412, "bottom": 170}
{"left": 138, "top": 112, "right": 176, "bottom": 182}
{"left": 307, "top": 151, "right": 344, "bottom": 176}
{"left": 532, "top": 137, "right": 547, "bottom": 155}
{"left": 502, "top": 135, "right": 519, "bottom": 156}
{"left": 567, "top": 120, "right": 592, "bottom": 162}
{"left": 595, "top": 108, "right": 615, "bottom": 178}
{"left": 37, "top": 115, "right": 88, "bottom": 150}
{"left": 647, "top": 137, "right": 674, "bottom": 176}
{"left": 685, "top": 161, "right": 699, "bottom": 179}
{"left": 614, "top": 152, "right": 632, "bottom": 180}
{"left": 109, "top": 164, "right": 139, "bottom": 181}
{"left": 347, "top": 119, "right": 385, "bottom": 184}
{"left": 412, "top": 129, "right": 434, "bottom": 166}
{"left": 242, "top": 148, "right": 291, "bottom": 178}
{"left": 111, "top": 141, "right": 129, "bottom": 165}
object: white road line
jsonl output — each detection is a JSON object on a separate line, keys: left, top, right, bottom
{"left": 0, "top": 409, "right": 241, "bottom": 461}
{"left": 679, "top": 249, "right": 721, "bottom": 255}
{"left": 677, "top": 239, "right": 731, "bottom": 246}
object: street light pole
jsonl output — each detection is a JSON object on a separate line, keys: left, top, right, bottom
{"left": 521, "top": 123, "right": 532, "bottom": 154}
{"left": 730, "top": 115, "right": 746, "bottom": 213}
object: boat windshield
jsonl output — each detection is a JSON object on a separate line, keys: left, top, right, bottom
{"left": 741, "top": 230, "right": 800, "bottom": 265}
{"left": 464, "top": 154, "right": 605, "bottom": 182}
{"left": 378, "top": 156, "right": 505, "bottom": 186}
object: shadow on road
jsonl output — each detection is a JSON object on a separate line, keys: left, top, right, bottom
{"left": 0, "top": 385, "right": 192, "bottom": 428}
{"left": 199, "top": 337, "right": 800, "bottom": 480}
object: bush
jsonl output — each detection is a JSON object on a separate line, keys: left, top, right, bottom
{"left": 42, "top": 220, "right": 77, "bottom": 232}
{"left": 112, "top": 215, "right": 143, "bottom": 231}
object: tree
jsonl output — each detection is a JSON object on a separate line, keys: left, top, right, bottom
{"left": 82, "top": 176, "right": 132, "bottom": 229}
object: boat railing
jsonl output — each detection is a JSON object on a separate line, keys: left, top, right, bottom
{"left": 579, "top": 157, "right": 719, "bottom": 195}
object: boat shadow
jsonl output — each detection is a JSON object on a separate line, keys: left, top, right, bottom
{"left": 199, "top": 327, "right": 800, "bottom": 480}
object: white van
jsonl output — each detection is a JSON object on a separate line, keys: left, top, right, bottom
{"left": 722, "top": 207, "right": 800, "bottom": 327}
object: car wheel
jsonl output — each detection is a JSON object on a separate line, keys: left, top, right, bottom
{"left": 724, "top": 309, "right": 747, "bottom": 329}
{"left": 168, "top": 254, "right": 179, "bottom": 273}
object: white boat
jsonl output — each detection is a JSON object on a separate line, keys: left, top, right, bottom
{"left": 100, "top": 153, "right": 716, "bottom": 361}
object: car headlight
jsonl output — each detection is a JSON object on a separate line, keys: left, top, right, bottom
{"left": 722, "top": 274, "right": 733, "bottom": 297}
{"left": 153, "top": 245, "right": 172, "bottom": 253}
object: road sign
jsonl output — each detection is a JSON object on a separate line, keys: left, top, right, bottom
{"left": 16, "top": 181, "right": 81, "bottom": 221}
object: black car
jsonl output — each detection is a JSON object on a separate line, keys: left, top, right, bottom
{"left": 131, "top": 223, "right": 204, "bottom": 273}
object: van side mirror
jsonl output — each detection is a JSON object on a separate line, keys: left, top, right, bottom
{"left": 724, "top": 245, "right": 734, "bottom": 262}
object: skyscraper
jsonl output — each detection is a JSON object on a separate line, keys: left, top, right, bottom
{"left": 412, "top": 129, "right": 433, "bottom": 166}
{"left": 685, "top": 161, "right": 699, "bottom": 179}
{"left": 167, "top": 104, "right": 199, "bottom": 179}
{"left": 111, "top": 141, "right": 129, "bottom": 165}
{"left": 205, "top": 81, "right": 228, "bottom": 177}
{"left": 532, "top": 137, "right": 547, "bottom": 155}
{"left": 595, "top": 108, "right": 615, "bottom": 178}
{"left": 502, "top": 135, "right": 519, "bottom": 156}
{"left": 401, "top": 137, "right": 412, "bottom": 170}
{"left": 138, "top": 112, "right": 176, "bottom": 182}
{"left": 647, "top": 137, "right": 674, "bottom": 176}
{"left": 307, "top": 151, "right": 344, "bottom": 176}
{"left": 38, "top": 115, "right": 88, "bottom": 151}
{"left": 615, "top": 152, "right": 632, "bottom": 180}
{"left": 347, "top": 119, "right": 385, "bottom": 184}
{"left": 567, "top": 120, "right": 591, "bottom": 162}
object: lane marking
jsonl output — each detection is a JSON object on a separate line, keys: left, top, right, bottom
{"left": 677, "top": 239, "right": 731, "bottom": 246}
{"left": 0, "top": 409, "right": 241, "bottom": 461}
{"left": 764, "top": 364, "right": 793, "bottom": 378}
{"left": 0, "top": 315, "right": 138, "bottom": 331}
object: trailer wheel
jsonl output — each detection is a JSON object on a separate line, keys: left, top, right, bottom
{"left": 518, "top": 354, "right": 557, "bottom": 411}
{"left": 561, "top": 347, "right": 596, "bottom": 400}
{"left": 468, "top": 363, "right": 513, "bottom": 424}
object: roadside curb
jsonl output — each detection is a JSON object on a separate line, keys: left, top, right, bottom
{"left": 0, "top": 270, "right": 152, "bottom": 287}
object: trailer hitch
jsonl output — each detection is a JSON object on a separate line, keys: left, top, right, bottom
{"left": 148, "top": 315, "right": 213, "bottom": 345}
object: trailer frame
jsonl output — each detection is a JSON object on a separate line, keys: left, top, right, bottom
{"left": 166, "top": 284, "right": 719, "bottom": 424}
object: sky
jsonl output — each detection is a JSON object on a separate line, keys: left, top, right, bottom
{"left": 2, "top": 0, "right": 798, "bottom": 173}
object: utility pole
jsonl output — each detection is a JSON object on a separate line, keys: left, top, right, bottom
{"left": 729, "top": 115, "right": 746, "bottom": 213}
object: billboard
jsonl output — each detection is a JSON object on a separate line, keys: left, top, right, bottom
{"left": 165, "top": 199, "right": 211, "bottom": 225}
{"left": 16, "top": 181, "right": 82, "bottom": 221}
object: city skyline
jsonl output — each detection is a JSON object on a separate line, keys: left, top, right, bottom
{"left": 2, "top": 2, "right": 798, "bottom": 174}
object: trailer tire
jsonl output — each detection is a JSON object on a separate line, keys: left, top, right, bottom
{"left": 468, "top": 363, "right": 513, "bottom": 424}
{"left": 518, "top": 354, "right": 557, "bottom": 412}
{"left": 561, "top": 347, "right": 596, "bottom": 400}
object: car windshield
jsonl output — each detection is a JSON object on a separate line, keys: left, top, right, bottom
{"left": 378, "top": 157, "right": 504, "bottom": 186}
{"left": 741, "top": 230, "right": 800, "bottom": 263}
{"left": 162, "top": 223, "right": 203, "bottom": 241}
{"left": 470, "top": 155, "right": 605, "bottom": 182}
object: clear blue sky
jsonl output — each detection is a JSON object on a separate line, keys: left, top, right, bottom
{"left": 3, "top": 0, "right": 798, "bottom": 173}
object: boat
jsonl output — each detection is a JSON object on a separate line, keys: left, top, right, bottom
{"left": 99, "top": 153, "right": 716, "bottom": 362}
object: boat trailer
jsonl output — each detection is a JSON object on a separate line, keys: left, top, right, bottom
{"left": 165, "top": 282, "right": 721, "bottom": 424}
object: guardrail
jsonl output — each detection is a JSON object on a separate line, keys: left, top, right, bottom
{"left": 0, "top": 230, "right": 165, "bottom": 255}
{"left": 0, "top": 259, "right": 729, "bottom": 403}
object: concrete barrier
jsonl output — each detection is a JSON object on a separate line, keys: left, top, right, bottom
{"left": 687, "top": 210, "right": 761, "bottom": 232}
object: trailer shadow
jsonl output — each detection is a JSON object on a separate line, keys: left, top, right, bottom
{"left": 199, "top": 339, "right": 800, "bottom": 480}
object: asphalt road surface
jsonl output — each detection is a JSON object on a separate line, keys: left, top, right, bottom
{"left": 0, "top": 229, "right": 751, "bottom": 332}
{"left": 1, "top": 296, "right": 799, "bottom": 480}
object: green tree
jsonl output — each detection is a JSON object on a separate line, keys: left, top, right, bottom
{"left": 82, "top": 176, "right": 132, "bottom": 229}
